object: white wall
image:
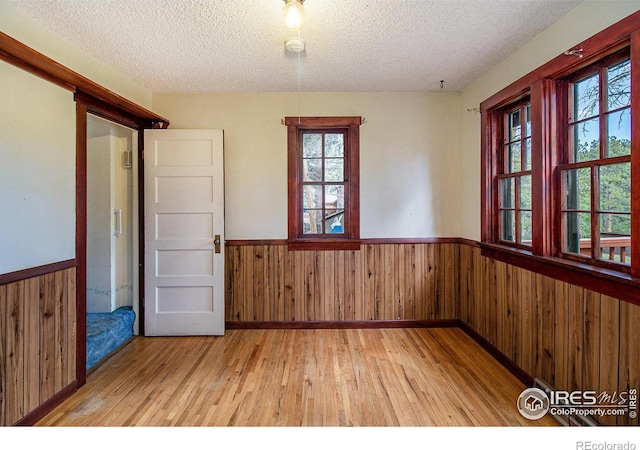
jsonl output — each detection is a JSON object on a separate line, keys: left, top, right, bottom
{"left": 0, "top": 60, "right": 76, "bottom": 273}
{"left": 152, "top": 91, "right": 462, "bottom": 240}
{"left": 458, "top": 0, "right": 640, "bottom": 240}
{"left": 0, "top": 2, "right": 153, "bottom": 274}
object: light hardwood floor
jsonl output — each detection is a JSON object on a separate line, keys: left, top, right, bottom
{"left": 37, "top": 327, "right": 557, "bottom": 426}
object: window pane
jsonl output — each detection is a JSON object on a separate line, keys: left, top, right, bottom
{"left": 303, "top": 134, "right": 322, "bottom": 157}
{"left": 607, "top": 59, "right": 631, "bottom": 111}
{"left": 520, "top": 175, "right": 531, "bottom": 209}
{"left": 303, "top": 209, "right": 323, "bottom": 234}
{"left": 325, "top": 184, "right": 345, "bottom": 210}
{"left": 599, "top": 163, "right": 630, "bottom": 212}
{"left": 600, "top": 213, "right": 631, "bottom": 237}
{"left": 325, "top": 134, "right": 344, "bottom": 157}
{"left": 572, "top": 118, "right": 600, "bottom": 162}
{"left": 303, "top": 158, "right": 322, "bottom": 181}
{"left": 500, "top": 178, "right": 515, "bottom": 208}
{"left": 520, "top": 211, "right": 532, "bottom": 244}
{"left": 326, "top": 211, "right": 344, "bottom": 234}
{"left": 525, "top": 104, "right": 531, "bottom": 137}
{"left": 599, "top": 214, "right": 631, "bottom": 265}
{"left": 574, "top": 73, "right": 599, "bottom": 121}
{"left": 303, "top": 185, "right": 322, "bottom": 209}
{"left": 326, "top": 184, "right": 345, "bottom": 234}
{"left": 524, "top": 137, "right": 531, "bottom": 171}
{"left": 509, "top": 109, "right": 521, "bottom": 141}
{"left": 509, "top": 142, "right": 521, "bottom": 173}
{"left": 565, "top": 212, "right": 591, "bottom": 255}
{"left": 565, "top": 168, "right": 591, "bottom": 211}
{"left": 325, "top": 159, "right": 344, "bottom": 182}
{"left": 501, "top": 210, "right": 515, "bottom": 242}
{"left": 607, "top": 108, "right": 631, "bottom": 157}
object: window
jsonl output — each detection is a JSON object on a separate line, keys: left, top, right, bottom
{"left": 480, "top": 11, "right": 640, "bottom": 299}
{"left": 498, "top": 101, "right": 532, "bottom": 248}
{"left": 285, "top": 117, "right": 361, "bottom": 250}
{"left": 560, "top": 53, "right": 631, "bottom": 269}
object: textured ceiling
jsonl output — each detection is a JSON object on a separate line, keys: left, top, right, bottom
{"left": 6, "top": 0, "right": 583, "bottom": 92}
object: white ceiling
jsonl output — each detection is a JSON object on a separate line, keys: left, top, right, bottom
{"left": 7, "top": 0, "right": 583, "bottom": 93}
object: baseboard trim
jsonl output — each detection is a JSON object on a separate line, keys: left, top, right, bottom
{"left": 13, "top": 381, "right": 79, "bottom": 426}
{"left": 226, "top": 319, "right": 460, "bottom": 330}
{"left": 458, "top": 321, "right": 534, "bottom": 387}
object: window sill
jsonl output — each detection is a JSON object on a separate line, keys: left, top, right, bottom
{"left": 479, "top": 242, "right": 640, "bottom": 307}
{"left": 287, "top": 238, "right": 361, "bottom": 251}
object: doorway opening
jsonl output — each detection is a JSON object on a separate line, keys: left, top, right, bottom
{"left": 85, "top": 114, "right": 139, "bottom": 369}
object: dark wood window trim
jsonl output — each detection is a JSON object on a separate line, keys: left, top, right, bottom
{"left": 494, "top": 98, "right": 533, "bottom": 250}
{"left": 286, "top": 116, "right": 361, "bottom": 251}
{"left": 481, "top": 11, "right": 640, "bottom": 303}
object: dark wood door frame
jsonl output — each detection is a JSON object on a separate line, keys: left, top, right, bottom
{"left": 1, "top": 31, "right": 169, "bottom": 388}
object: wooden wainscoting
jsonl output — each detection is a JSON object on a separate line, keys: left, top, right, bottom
{"left": 226, "top": 240, "right": 640, "bottom": 426}
{"left": 225, "top": 241, "right": 459, "bottom": 322}
{"left": 0, "top": 263, "right": 77, "bottom": 426}
{"left": 458, "top": 244, "right": 640, "bottom": 426}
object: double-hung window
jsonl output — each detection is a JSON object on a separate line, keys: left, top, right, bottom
{"left": 559, "top": 53, "right": 631, "bottom": 268}
{"left": 285, "top": 117, "right": 361, "bottom": 250}
{"left": 560, "top": 53, "right": 631, "bottom": 269}
{"left": 498, "top": 101, "right": 532, "bottom": 248}
{"left": 481, "top": 11, "right": 640, "bottom": 299}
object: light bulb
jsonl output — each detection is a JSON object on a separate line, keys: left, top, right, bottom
{"left": 283, "top": 0, "right": 305, "bottom": 30}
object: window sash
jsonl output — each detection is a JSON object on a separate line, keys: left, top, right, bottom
{"left": 559, "top": 53, "right": 632, "bottom": 271}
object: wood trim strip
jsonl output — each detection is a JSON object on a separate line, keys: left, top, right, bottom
{"left": 225, "top": 239, "right": 289, "bottom": 246}
{"left": 226, "top": 319, "right": 460, "bottom": 330}
{"left": 458, "top": 321, "right": 534, "bottom": 387}
{"left": 12, "top": 381, "right": 78, "bottom": 426}
{"left": 0, "top": 32, "right": 169, "bottom": 126}
{"left": 75, "top": 91, "right": 153, "bottom": 130}
{"left": 224, "top": 237, "right": 480, "bottom": 246}
{"left": 0, "top": 260, "right": 76, "bottom": 286}
{"left": 480, "top": 243, "right": 640, "bottom": 307}
{"left": 361, "top": 237, "right": 473, "bottom": 245}
{"left": 75, "top": 103, "right": 88, "bottom": 388}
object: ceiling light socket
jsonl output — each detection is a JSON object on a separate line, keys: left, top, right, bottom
{"left": 285, "top": 37, "right": 305, "bottom": 53}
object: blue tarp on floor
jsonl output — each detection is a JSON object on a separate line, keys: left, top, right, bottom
{"left": 86, "top": 306, "right": 135, "bottom": 370}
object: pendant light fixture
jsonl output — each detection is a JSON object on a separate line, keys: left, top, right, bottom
{"left": 283, "top": 0, "right": 305, "bottom": 30}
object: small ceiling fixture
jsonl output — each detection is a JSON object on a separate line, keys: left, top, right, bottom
{"left": 285, "top": 36, "right": 306, "bottom": 53}
{"left": 283, "top": 0, "right": 305, "bottom": 30}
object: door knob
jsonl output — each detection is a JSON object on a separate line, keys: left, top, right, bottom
{"left": 214, "top": 235, "right": 221, "bottom": 253}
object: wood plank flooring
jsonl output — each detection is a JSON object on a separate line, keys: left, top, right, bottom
{"left": 37, "top": 328, "right": 557, "bottom": 426}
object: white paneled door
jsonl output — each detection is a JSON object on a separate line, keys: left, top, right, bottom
{"left": 144, "top": 129, "right": 224, "bottom": 336}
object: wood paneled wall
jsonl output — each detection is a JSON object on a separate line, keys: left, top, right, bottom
{"left": 0, "top": 266, "right": 77, "bottom": 426}
{"left": 226, "top": 241, "right": 640, "bottom": 425}
{"left": 458, "top": 244, "right": 640, "bottom": 426}
{"left": 225, "top": 243, "right": 458, "bottom": 322}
